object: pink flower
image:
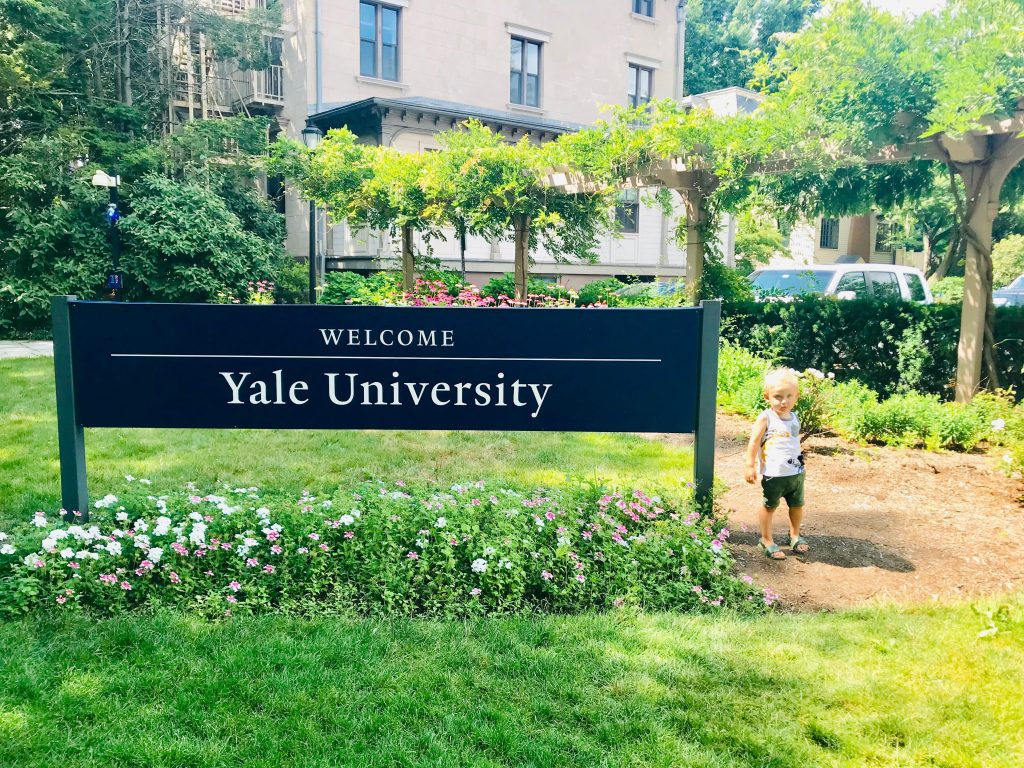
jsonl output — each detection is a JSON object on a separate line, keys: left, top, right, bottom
{"left": 263, "top": 564, "right": 275, "bottom": 574}
{"left": 575, "top": 574, "right": 586, "bottom": 583}
{"left": 692, "top": 585, "right": 703, "bottom": 594}
{"left": 271, "top": 544, "right": 283, "bottom": 554}
{"left": 228, "top": 581, "right": 241, "bottom": 592}
{"left": 544, "top": 511, "right": 556, "bottom": 521}
{"left": 308, "top": 532, "right": 320, "bottom": 541}
{"left": 407, "top": 551, "right": 419, "bottom": 560}
{"left": 298, "top": 547, "right": 309, "bottom": 554}
{"left": 344, "top": 531, "right": 355, "bottom": 540}
{"left": 56, "top": 596, "right": 67, "bottom": 604}
{"left": 470, "top": 587, "right": 481, "bottom": 596}
{"left": 319, "top": 543, "right": 329, "bottom": 552}
{"left": 246, "top": 557, "right": 259, "bottom": 568}
{"left": 226, "top": 595, "right": 237, "bottom": 604}
{"left": 68, "top": 562, "right": 80, "bottom": 569}
{"left": 169, "top": 572, "right": 181, "bottom": 584}
{"left": 541, "top": 570, "right": 553, "bottom": 581}
{"left": 99, "top": 573, "right": 117, "bottom": 584}
{"left": 204, "top": 570, "right": 214, "bottom": 577}
{"left": 120, "top": 581, "right": 131, "bottom": 590}
{"left": 581, "top": 531, "right": 592, "bottom": 540}
{"left": 740, "top": 574, "right": 753, "bottom": 585}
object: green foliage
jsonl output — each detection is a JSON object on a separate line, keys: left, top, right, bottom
{"left": 717, "top": 343, "right": 771, "bottom": 415}
{"left": 0, "top": 480, "right": 756, "bottom": 618}
{"left": 734, "top": 209, "right": 786, "bottom": 274}
{"left": 479, "top": 274, "right": 566, "bottom": 301}
{"left": 700, "top": 259, "right": 755, "bottom": 302}
{"left": 931, "top": 276, "right": 965, "bottom": 303}
{"left": 120, "top": 175, "right": 282, "bottom": 303}
{"left": 576, "top": 278, "right": 627, "bottom": 306}
{"left": 272, "top": 259, "right": 310, "bottom": 305}
{"left": 851, "top": 393, "right": 942, "bottom": 446}
{"left": 992, "top": 234, "right": 1024, "bottom": 288}
{"left": 719, "top": 299, "right": 1024, "bottom": 399}
{"left": 320, "top": 271, "right": 404, "bottom": 306}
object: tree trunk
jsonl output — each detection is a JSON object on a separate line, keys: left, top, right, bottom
{"left": 401, "top": 225, "right": 415, "bottom": 294}
{"left": 513, "top": 214, "right": 530, "bottom": 303}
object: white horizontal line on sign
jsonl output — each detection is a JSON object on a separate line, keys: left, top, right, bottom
{"left": 110, "top": 354, "right": 663, "bottom": 363}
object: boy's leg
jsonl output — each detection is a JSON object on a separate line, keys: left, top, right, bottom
{"left": 759, "top": 505, "right": 785, "bottom": 559}
{"left": 788, "top": 506, "right": 808, "bottom": 552}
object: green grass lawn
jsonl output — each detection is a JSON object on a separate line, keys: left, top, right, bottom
{"left": 1, "top": 603, "right": 1021, "bottom": 768}
{"left": 2, "top": 357, "right": 1022, "bottom": 767}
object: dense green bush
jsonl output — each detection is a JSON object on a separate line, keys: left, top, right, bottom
{"left": 320, "top": 271, "right": 404, "bottom": 305}
{"left": 722, "top": 298, "right": 1024, "bottom": 399}
{"left": 576, "top": 277, "right": 627, "bottom": 306}
{"left": 931, "top": 276, "right": 964, "bottom": 303}
{"left": 479, "top": 274, "right": 573, "bottom": 302}
{"left": 273, "top": 258, "right": 311, "bottom": 304}
{"left": 0, "top": 480, "right": 762, "bottom": 618}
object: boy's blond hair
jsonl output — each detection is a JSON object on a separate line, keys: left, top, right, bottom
{"left": 764, "top": 368, "right": 800, "bottom": 391}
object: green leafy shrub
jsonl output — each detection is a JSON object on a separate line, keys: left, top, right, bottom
{"left": 717, "top": 343, "right": 769, "bottom": 416}
{"left": 0, "top": 480, "right": 764, "bottom": 618}
{"left": 577, "top": 277, "right": 626, "bottom": 306}
{"left": 851, "top": 394, "right": 942, "bottom": 446}
{"left": 992, "top": 234, "right": 1024, "bottom": 289}
{"left": 821, "top": 380, "right": 878, "bottom": 434}
{"left": 320, "top": 271, "right": 367, "bottom": 304}
{"left": 722, "top": 299, "right": 1024, "bottom": 400}
{"left": 700, "top": 259, "right": 754, "bottom": 303}
{"left": 931, "top": 276, "right": 964, "bottom": 303}
{"left": 273, "top": 259, "right": 311, "bottom": 304}
{"left": 934, "top": 403, "right": 988, "bottom": 451}
{"left": 479, "top": 274, "right": 569, "bottom": 302}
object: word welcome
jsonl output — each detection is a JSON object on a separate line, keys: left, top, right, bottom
{"left": 220, "top": 370, "right": 553, "bottom": 418}
{"left": 319, "top": 328, "right": 455, "bottom": 347}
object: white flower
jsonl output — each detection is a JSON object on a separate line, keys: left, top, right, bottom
{"left": 805, "top": 368, "right": 825, "bottom": 380}
{"left": 50, "top": 529, "right": 69, "bottom": 541}
{"left": 133, "top": 519, "right": 148, "bottom": 533}
{"left": 434, "top": 517, "right": 447, "bottom": 529}
{"left": 483, "top": 546, "right": 496, "bottom": 557}
{"left": 153, "top": 517, "right": 172, "bottom": 537}
{"left": 138, "top": 478, "right": 152, "bottom": 485}
{"left": 416, "top": 539, "right": 427, "bottom": 548}
{"left": 76, "top": 550, "right": 91, "bottom": 560}
{"left": 255, "top": 507, "right": 271, "bottom": 519}
{"left": 339, "top": 514, "right": 355, "bottom": 526}
{"left": 93, "top": 494, "right": 118, "bottom": 509}
{"left": 471, "top": 558, "right": 488, "bottom": 573}
{"left": 148, "top": 547, "right": 163, "bottom": 563}
{"left": 133, "top": 534, "right": 151, "bottom": 550}
{"left": 105, "top": 541, "right": 122, "bottom": 556}
{"left": 500, "top": 559, "right": 512, "bottom": 570}
{"left": 321, "top": 500, "right": 333, "bottom": 509}
{"left": 351, "top": 509, "right": 361, "bottom": 519}
{"left": 115, "top": 511, "right": 129, "bottom": 522}
{"left": 0, "top": 544, "right": 15, "bottom": 555}
{"left": 992, "top": 419, "right": 1006, "bottom": 432}
{"left": 189, "top": 512, "right": 203, "bottom": 522}
{"left": 31, "top": 512, "right": 47, "bottom": 528}
{"left": 189, "top": 523, "right": 207, "bottom": 546}
{"left": 1004, "top": 453, "right": 1014, "bottom": 465}
{"left": 0, "top": 532, "right": 7, "bottom": 541}
{"left": 557, "top": 536, "right": 571, "bottom": 548}
{"left": 125, "top": 475, "right": 135, "bottom": 482}
{"left": 59, "top": 548, "right": 75, "bottom": 559}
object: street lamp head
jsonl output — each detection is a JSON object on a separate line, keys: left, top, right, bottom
{"left": 91, "top": 170, "right": 119, "bottom": 188}
{"left": 301, "top": 124, "right": 323, "bottom": 150}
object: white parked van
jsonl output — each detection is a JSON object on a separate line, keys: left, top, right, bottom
{"left": 749, "top": 264, "right": 933, "bottom": 304}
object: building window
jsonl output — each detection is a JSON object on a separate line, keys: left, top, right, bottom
{"left": 615, "top": 189, "right": 639, "bottom": 233}
{"left": 633, "top": 0, "right": 654, "bottom": 16}
{"left": 510, "top": 36, "right": 541, "bottom": 107}
{"left": 875, "top": 220, "right": 897, "bottom": 252}
{"left": 360, "top": 2, "right": 400, "bottom": 81}
{"left": 628, "top": 64, "right": 652, "bottom": 108}
{"left": 819, "top": 218, "right": 839, "bottom": 249}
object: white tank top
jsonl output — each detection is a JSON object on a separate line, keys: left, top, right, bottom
{"left": 759, "top": 408, "right": 802, "bottom": 478}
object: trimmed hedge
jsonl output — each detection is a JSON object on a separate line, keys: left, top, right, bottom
{"left": 721, "top": 299, "right": 1024, "bottom": 399}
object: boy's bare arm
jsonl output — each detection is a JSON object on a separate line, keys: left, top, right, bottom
{"left": 744, "top": 413, "right": 768, "bottom": 484}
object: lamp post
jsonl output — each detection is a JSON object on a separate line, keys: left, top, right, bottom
{"left": 301, "top": 124, "right": 323, "bottom": 304}
{"left": 91, "top": 169, "right": 122, "bottom": 301}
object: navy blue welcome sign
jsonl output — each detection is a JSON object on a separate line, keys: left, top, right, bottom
{"left": 52, "top": 298, "right": 720, "bottom": 517}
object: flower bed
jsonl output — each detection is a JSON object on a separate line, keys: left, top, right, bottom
{"left": 0, "top": 480, "right": 765, "bottom": 619}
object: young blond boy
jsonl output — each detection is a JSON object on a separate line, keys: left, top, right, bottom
{"left": 744, "top": 368, "right": 809, "bottom": 560}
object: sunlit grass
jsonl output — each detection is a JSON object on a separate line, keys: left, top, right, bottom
{"left": 0, "top": 600, "right": 1020, "bottom": 767}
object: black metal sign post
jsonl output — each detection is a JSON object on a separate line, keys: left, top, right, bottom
{"left": 52, "top": 297, "right": 720, "bottom": 521}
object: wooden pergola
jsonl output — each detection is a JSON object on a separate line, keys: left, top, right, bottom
{"left": 546, "top": 102, "right": 1024, "bottom": 402}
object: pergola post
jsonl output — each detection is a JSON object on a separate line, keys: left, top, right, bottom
{"left": 682, "top": 188, "right": 706, "bottom": 306}
{"left": 953, "top": 134, "right": 1024, "bottom": 402}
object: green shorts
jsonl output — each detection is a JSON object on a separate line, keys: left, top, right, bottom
{"left": 761, "top": 472, "right": 805, "bottom": 509}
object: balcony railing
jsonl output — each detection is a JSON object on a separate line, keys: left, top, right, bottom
{"left": 251, "top": 64, "right": 284, "bottom": 103}
{"left": 217, "top": 0, "right": 266, "bottom": 14}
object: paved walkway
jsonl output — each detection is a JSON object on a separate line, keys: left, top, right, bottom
{"left": 0, "top": 341, "right": 53, "bottom": 359}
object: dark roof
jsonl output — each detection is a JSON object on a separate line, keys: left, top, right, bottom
{"left": 308, "top": 96, "right": 585, "bottom": 136}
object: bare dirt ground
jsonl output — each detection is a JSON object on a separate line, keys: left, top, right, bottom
{"left": 650, "top": 413, "right": 1024, "bottom": 611}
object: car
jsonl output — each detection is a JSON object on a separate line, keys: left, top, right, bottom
{"left": 748, "top": 263, "right": 933, "bottom": 303}
{"left": 993, "top": 274, "right": 1024, "bottom": 307}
